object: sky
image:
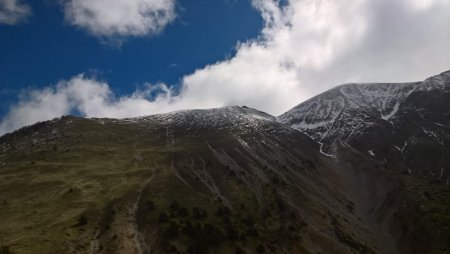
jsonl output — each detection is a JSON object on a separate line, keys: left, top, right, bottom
{"left": 0, "top": 0, "right": 450, "bottom": 135}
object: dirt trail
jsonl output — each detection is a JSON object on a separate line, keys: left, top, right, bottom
{"left": 129, "top": 174, "right": 154, "bottom": 254}
{"left": 89, "top": 229, "right": 101, "bottom": 254}
{"left": 129, "top": 142, "right": 155, "bottom": 254}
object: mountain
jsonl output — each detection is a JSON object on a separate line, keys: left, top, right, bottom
{"left": 0, "top": 106, "right": 423, "bottom": 254}
{"left": 279, "top": 70, "right": 450, "bottom": 181}
{"left": 0, "top": 73, "right": 449, "bottom": 254}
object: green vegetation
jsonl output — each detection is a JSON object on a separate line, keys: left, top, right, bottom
{"left": 146, "top": 192, "right": 307, "bottom": 254}
{"left": 1, "top": 112, "right": 447, "bottom": 254}
{"left": 75, "top": 214, "right": 88, "bottom": 227}
{"left": 402, "top": 175, "right": 450, "bottom": 254}
{"left": 0, "top": 245, "right": 14, "bottom": 254}
{"left": 0, "top": 117, "right": 169, "bottom": 253}
{"left": 331, "top": 217, "right": 374, "bottom": 254}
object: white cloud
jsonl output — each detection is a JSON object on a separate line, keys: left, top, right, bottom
{"left": 63, "top": 0, "right": 176, "bottom": 38}
{"left": 409, "top": 0, "right": 446, "bottom": 10}
{"left": 0, "top": 0, "right": 31, "bottom": 25}
{"left": 175, "top": 0, "right": 450, "bottom": 112}
{"left": 2, "top": 0, "right": 450, "bottom": 135}
{"left": 0, "top": 76, "right": 178, "bottom": 134}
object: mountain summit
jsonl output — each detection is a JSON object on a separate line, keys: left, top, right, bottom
{"left": 279, "top": 70, "right": 450, "bottom": 181}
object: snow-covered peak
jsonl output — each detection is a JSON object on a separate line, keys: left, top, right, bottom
{"left": 278, "top": 70, "right": 450, "bottom": 153}
{"left": 92, "top": 106, "right": 276, "bottom": 125}
{"left": 420, "top": 70, "right": 450, "bottom": 91}
{"left": 91, "top": 106, "right": 279, "bottom": 138}
{"left": 278, "top": 82, "right": 416, "bottom": 142}
{"left": 280, "top": 70, "right": 450, "bottom": 129}
{"left": 279, "top": 81, "right": 422, "bottom": 126}
{"left": 142, "top": 105, "right": 276, "bottom": 124}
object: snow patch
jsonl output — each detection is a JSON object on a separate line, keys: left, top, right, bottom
{"left": 439, "top": 168, "right": 444, "bottom": 179}
{"left": 319, "top": 142, "right": 336, "bottom": 159}
{"left": 400, "top": 141, "right": 408, "bottom": 153}
{"left": 237, "top": 138, "right": 250, "bottom": 148}
{"left": 381, "top": 102, "right": 400, "bottom": 120}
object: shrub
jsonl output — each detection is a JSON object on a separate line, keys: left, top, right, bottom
{"left": 203, "top": 223, "right": 225, "bottom": 246}
{"left": 187, "top": 241, "right": 208, "bottom": 254}
{"left": 170, "top": 201, "right": 180, "bottom": 212}
{"left": 256, "top": 244, "right": 266, "bottom": 253}
{"left": 76, "top": 215, "right": 88, "bottom": 227}
{"left": 226, "top": 225, "right": 239, "bottom": 241}
{"left": 192, "top": 207, "right": 207, "bottom": 220}
{"left": 0, "top": 245, "right": 14, "bottom": 254}
{"left": 235, "top": 246, "right": 245, "bottom": 254}
{"left": 145, "top": 200, "right": 156, "bottom": 211}
{"left": 271, "top": 176, "right": 279, "bottom": 184}
{"left": 216, "top": 207, "right": 231, "bottom": 217}
{"left": 242, "top": 216, "right": 255, "bottom": 227}
{"left": 159, "top": 212, "right": 169, "bottom": 223}
{"left": 165, "top": 221, "right": 180, "bottom": 239}
{"left": 247, "top": 226, "right": 258, "bottom": 237}
{"left": 178, "top": 206, "right": 189, "bottom": 217}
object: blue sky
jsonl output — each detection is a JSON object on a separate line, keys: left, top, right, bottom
{"left": 0, "top": 0, "right": 262, "bottom": 116}
{"left": 0, "top": 0, "right": 450, "bottom": 135}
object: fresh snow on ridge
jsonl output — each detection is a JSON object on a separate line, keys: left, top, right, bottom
{"left": 381, "top": 102, "right": 400, "bottom": 121}
{"left": 278, "top": 70, "right": 450, "bottom": 154}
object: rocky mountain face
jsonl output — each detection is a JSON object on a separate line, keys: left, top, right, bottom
{"left": 0, "top": 72, "right": 449, "bottom": 254}
{"left": 279, "top": 70, "right": 450, "bottom": 182}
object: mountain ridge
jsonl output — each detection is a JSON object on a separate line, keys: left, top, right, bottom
{"left": 0, "top": 71, "right": 449, "bottom": 254}
{"left": 279, "top": 70, "right": 450, "bottom": 181}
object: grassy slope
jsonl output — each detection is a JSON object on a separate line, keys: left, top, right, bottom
{"left": 0, "top": 115, "right": 365, "bottom": 254}
{"left": 1, "top": 113, "right": 447, "bottom": 254}
{"left": 400, "top": 175, "right": 450, "bottom": 254}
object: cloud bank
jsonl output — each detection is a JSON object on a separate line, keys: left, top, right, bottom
{"left": 0, "top": 76, "right": 176, "bottom": 134}
{"left": 2, "top": 0, "right": 450, "bottom": 135}
{"left": 0, "top": 0, "right": 30, "bottom": 25}
{"left": 63, "top": 0, "right": 176, "bottom": 38}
